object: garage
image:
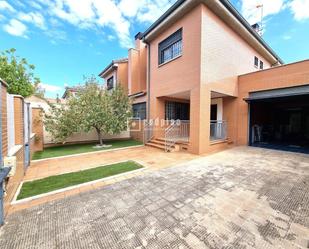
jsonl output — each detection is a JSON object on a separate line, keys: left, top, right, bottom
{"left": 247, "top": 85, "right": 309, "bottom": 153}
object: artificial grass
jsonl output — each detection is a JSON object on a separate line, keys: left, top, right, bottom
{"left": 32, "top": 139, "right": 143, "bottom": 160}
{"left": 17, "top": 161, "right": 143, "bottom": 200}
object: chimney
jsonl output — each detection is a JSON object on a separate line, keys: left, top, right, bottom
{"left": 251, "top": 23, "right": 260, "bottom": 33}
{"left": 134, "top": 32, "right": 144, "bottom": 50}
{"left": 134, "top": 32, "right": 143, "bottom": 41}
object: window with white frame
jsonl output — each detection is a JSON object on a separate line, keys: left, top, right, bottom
{"left": 159, "top": 28, "right": 182, "bottom": 65}
{"left": 260, "top": 60, "right": 264, "bottom": 70}
{"left": 254, "top": 56, "right": 259, "bottom": 68}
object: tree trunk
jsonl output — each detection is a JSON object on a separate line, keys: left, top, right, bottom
{"left": 95, "top": 127, "right": 103, "bottom": 146}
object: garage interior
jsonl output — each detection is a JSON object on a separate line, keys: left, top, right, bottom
{"left": 248, "top": 90, "right": 309, "bottom": 154}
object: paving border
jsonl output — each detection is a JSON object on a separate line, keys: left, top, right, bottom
{"left": 31, "top": 144, "right": 144, "bottom": 162}
{"left": 12, "top": 160, "right": 148, "bottom": 205}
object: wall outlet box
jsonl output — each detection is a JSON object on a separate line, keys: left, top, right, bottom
{"left": 4, "top": 156, "right": 16, "bottom": 177}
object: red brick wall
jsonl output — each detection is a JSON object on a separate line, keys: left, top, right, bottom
{"left": 31, "top": 107, "right": 44, "bottom": 152}
{"left": 14, "top": 97, "right": 24, "bottom": 145}
{"left": 3, "top": 96, "right": 25, "bottom": 216}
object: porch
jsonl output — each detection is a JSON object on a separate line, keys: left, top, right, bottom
{"left": 144, "top": 90, "right": 229, "bottom": 152}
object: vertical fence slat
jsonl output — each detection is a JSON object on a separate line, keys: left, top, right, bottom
{"left": 6, "top": 94, "right": 15, "bottom": 154}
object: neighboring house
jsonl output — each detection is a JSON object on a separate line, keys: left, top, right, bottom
{"left": 99, "top": 58, "right": 128, "bottom": 91}
{"left": 62, "top": 86, "right": 82, "bottom": 99}
{"left": 102, "top": 0, "right": 309, "bottom": 154}
{"left": 99, "top": 35, "right": 148, "bottom": 121}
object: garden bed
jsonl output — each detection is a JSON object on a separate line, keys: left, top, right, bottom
{"left": 17, "top": 161, "right": 143, "bottom": 200}
{"left": 32, "top": 139, "right": 143, "bottom": 160}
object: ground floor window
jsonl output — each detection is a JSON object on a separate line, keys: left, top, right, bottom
{"left": 165, "top": 101, "right": 190, "bottom": 120}
{"left": 132, "top": 102, "right": 146, "bottom": 120}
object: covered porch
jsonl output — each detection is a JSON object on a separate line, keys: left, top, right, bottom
{"left": 145, "top": 89, "right": 230, "bottom": 153}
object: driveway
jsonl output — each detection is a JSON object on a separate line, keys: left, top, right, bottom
{"left": 1, "top": 147, "right": 309, "bottom": 249}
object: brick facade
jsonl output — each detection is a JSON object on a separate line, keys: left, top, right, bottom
{"left": 31, "top": 107, "right": 44, "bottom": 152}
{"left": 3, "top": 96, "right": 25, "bottom": 215}
{"left": 0, "top": 80, "right": 44, "bottom": 218}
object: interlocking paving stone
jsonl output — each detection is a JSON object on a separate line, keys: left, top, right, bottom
{"left": 0, "top": 147, "right": 309, "bottom": 249}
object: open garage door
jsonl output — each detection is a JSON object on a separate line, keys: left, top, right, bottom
{"left": 246, "top": 86, "right": 309, "bottom": 153}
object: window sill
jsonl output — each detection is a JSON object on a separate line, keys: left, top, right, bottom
{"left": 158, "top": 54, "right": 182, "bottom": 68}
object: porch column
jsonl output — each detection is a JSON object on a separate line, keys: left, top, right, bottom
{"left": 150, "top": 97, "right": 165, "bottom": 138}
{"left": 189, "top": 85, "right": 211, "bottom": 154}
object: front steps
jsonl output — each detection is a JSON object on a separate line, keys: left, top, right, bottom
{"left": 146, "top": 138, "right": 189, "bottom": 152}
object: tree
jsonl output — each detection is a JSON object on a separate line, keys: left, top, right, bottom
{"left": 33, "top": 78, "right": 45, "bottom": 98}
{"left": 44, "top": 77, "right": 132, "bottom": 146}
{"left": 0, "top": 48, "right": 39, "bottom": 97}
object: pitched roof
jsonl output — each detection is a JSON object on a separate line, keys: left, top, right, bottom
{"left": 141, "top": 0, "right": 283, "bottom": 65}
{"left": 62, "top": 86, "right": 83, "bottom": 99}
{"left": 98, "top": 58, "right": 128, "bottom": 78}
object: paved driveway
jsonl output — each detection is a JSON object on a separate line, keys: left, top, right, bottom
{"left": 1, "top": 147, "right": 309, "bottom": 249}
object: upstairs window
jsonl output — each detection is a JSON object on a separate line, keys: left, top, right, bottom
{"left": 107, "top": 76, "right": 114, "bottom": 90}
{"left": 159, "top": 28, "right": 182, "bottom": 65}
{"left": 254, "top": 56, "right": 259, "bottom": 68}
{"left": 260, "top": 60, "right": 264, "bottom": 70}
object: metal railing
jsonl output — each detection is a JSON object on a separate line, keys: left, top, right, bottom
{"left": 165, "top": 120, "right": 190, "bottom": 152}
{"left": 143, "top": 120, "right": 154, "bottom": 144}
{"left": 210, "top": 120, "right": 227, "bottom": 141}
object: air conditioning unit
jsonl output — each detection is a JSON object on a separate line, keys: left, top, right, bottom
{"left": 4, "top": 156, "right": 16, "bottom": 177}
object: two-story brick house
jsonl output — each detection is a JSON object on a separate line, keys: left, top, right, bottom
{"left": 100, "top": 0, "right": 309, "bottom": 155}
{"left": 99, "top": 34, "right": 148, "bottom": 120}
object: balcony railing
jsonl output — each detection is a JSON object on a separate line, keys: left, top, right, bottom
{"left": 210, "top": 120, "right": 227, "bottom": 141}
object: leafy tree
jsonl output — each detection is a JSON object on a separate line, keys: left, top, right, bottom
{"left": 44, "top": 77, "right": 132, "bottom": 146}
{"left": 33, "top": 78, "right": 45, "bottom": 98}
{"left": 0, "top": 48, "right": 40, "bottom": 97}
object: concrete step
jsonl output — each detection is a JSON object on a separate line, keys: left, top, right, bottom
{"left": 146, "top": 142, "right": 166, "bottom": 150}
{"left": 149, "top": 139, "right": 166, "bottom": 146}
{"left": 157, "top": 137, "right": 189, "bottom": 145}
{"left": 146, "top": 140, "right": 179, "bottom": 152}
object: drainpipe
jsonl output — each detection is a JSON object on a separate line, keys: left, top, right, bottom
{"left": 145, "top": 41, "right": 151, "bottom": 121}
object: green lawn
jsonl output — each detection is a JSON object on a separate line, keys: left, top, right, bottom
{"left": 32, "top": 139, "right": 143, "bottom": 160}
{"left": 17, "top": 161, "right": 143, "bottom": 200}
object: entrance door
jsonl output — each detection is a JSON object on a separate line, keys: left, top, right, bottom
{"left": 211, "top": 104, "right": 217, "bottom": 121}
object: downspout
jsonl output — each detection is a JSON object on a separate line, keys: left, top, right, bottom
{"left": 145, "top": 41, "right": 151, "bottom": 121}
